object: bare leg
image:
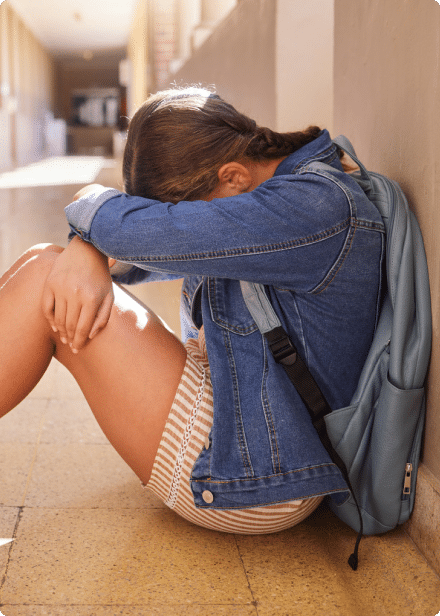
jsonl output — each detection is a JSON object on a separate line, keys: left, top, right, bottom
{"left": 0, "top": 243, "right": 62, "bottom": 288}
{"left": 0, "top": 246, "right": 187, "bottom": 483}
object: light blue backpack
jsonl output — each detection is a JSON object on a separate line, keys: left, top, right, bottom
{"left": 241, "top": 136, "right": 432, "bottom": 569}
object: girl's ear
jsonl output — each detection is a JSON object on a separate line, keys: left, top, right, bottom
{"left": 217, "top": 162, "right": 252, "bottom": 194}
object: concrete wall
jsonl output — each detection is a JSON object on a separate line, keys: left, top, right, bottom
{"left": 0, "top": 1, "right": 55, "bottom": 169}
{"left": 127, "top": 0, "right": 149, "bottom": 115}
{"left": 334, "top": 0, "right": 440, "bottom": 572}
{"left": 127, "top": 0, "right": 334, "bottom": 133}
{"left": 172, "top": 0, "right": 334, "bottom": 133}
{"left": 276, "top": 0, "right": 334, "bottom": 133}
{"left": 173, "top": 0, "right": 277, "bottom": 128}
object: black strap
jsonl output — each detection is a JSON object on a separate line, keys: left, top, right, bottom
{"left": 265, "top": 327, "right": 332, "bottom": 420}
{"left": 264, "top": 325, "right": 363, "bottom": 570}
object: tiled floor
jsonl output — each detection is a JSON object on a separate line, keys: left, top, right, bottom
{"left": 1, "top": 158, "right": 440, "bottom": 615}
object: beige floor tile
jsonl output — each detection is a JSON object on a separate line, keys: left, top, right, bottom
{"left": 25, "top": 358, "right": 83, "bottom": 402}
{"left": 0, "top": 606, "right": 258, "bottom": 615}
{"left": 23, "top": 443, "right": 164, "bottom": 509}
{"left": 0, "top": 443, "right": 37, "bottom": 506}
{"left": 236, "top": 506, "right": 440, "bottom": 616}
{"left": 39, "top": 397, "right": 108, "bottom": 445}
{"left": 0, "top": 398, "right": 48, "bottom": 443}
{"left": 405, "top": 463, "right": 440, "bottom": 576}
{"left": 50, "top": 361, "right": 85, "bottom": 400}
{"left": 27, "top": 360, "right": 60, "bottom": 399}
{"left": 2, "top": 508, "right": 254, "bottom": 606}
{"left": 0, "top": 185, "right": 70, "bottom": 272}
{"left": 27, "top": 358, "right": 84, "bottom": 402}
{"left": 0, "top": 506, "right": 20, "bottom": 578}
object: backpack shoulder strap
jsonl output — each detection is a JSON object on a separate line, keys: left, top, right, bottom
{"left": 240, "top": 281, "right": 331, "bottom": 420}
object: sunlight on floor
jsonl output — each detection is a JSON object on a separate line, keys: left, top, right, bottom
{"left": 0, "top": 157, "right": 117, "bottom": 189}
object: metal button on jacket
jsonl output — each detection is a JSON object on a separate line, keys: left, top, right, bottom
{"left": 202, "top": 490, "right": 214, "bottom": 504}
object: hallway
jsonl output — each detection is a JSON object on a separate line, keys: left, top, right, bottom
{"left": 0, "top": 158, "right": 440, "bottom": 614}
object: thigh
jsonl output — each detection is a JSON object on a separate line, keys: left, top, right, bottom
{"left": 55, "top": 283, "right": 187, "bottom": 484}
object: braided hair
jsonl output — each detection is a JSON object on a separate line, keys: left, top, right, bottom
{"left": 123, "top": 87, "right": 322, "bottom": 203}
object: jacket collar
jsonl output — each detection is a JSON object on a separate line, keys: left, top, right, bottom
{"left": 274, "top": 129, "right": 340, "bottom": 177}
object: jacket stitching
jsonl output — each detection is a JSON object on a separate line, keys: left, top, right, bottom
{"left": 209, "top": 278, "right": 258, "bottom": 334}
{"left": 288, "top": 292, "right": 308, "bottom": 362}
{"left": 223, "top": 328, "right": 253, "bottom": 477}
{"left": 290, "top": 144, "right": 338, "bottom": 174}
{"left": 261, "top": 339, "right": 282, "bottom": 473}
{"left": 191, "top": 462, "right": 341, "bottom": 484}
{"left": 311, "top": 219, "right": 357, "bottom": 295}
{"left": 374, "top": 233, "right": 386, "bottom": 328}
{"left": 191, "top": 489, "right": 345, "bottom": 509}
{"left": 212, "top": 319, "right": 258, "bottom": 335}
{"left": 191, "top": 488, "right": 348, "bottom": 511}
{"left": 305, "top": 168, "right": 359, "bottom": 295}
{"left": 104, "top": 220, "right": 352, "bottom": 264}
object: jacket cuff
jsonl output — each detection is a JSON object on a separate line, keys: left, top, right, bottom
{"left": 65, "top": 187, "right": 122, "bottom": 235}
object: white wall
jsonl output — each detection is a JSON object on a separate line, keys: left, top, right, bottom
{"left": 276, "top": 0, "right": 334, "bottom": 133}
{"left": 0, "top": 2, "right": 55, "bottom": 169}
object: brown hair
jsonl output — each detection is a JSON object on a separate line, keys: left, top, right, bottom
{"left": 123, "top": 87, "right": 322, "bottom": 203}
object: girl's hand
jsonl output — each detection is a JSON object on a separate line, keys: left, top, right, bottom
{"left": 42, "top": 237, "right": 114, "bottom": 353}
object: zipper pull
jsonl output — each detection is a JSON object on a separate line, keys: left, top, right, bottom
{"left": 403, "top": 463, "right": 413, "bottom": 495}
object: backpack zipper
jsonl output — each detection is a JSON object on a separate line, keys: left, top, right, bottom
{"left": 402, "top": 462, "right": 413, "bottom": 496}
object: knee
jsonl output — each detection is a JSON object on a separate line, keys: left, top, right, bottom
{"left": 1, "top": 244, "right": 64, "bottom": 292}
{"left": 22, "top": 244, "right": 64, "bottom": 275}
{"left": 24, "top": 245, "right": 62, "bottom": 280}
{"left": 26, "top": 243, "right": 64, "bottom": 258}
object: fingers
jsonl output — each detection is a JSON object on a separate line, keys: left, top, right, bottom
{"left": 42, "top": 282, "right": 114, "bottom": 353}
{"left": 64, "top": 295, "right": 83, "bottom": 347}
{"left": 72, "top": 184, "right": 104, "bottom": 202}
{"left": 42, "top": 281, "right": 69, "bottom": 343}
{"left": 69, "top": 305, "right": 99, "bottom": 353}
{"left": 70, "top": 290, "right": 114, "bottom": 353}
{"left": 40, "top": 239, "right": 114, "bottom": 353}
{"left": 89, "top": 291, "right": 114, "bottom": 340}
{"left": 41, "top": 285, "right": 57, "bottom": 333}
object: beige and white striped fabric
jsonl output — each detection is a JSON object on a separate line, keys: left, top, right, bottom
{"left": 146, "top": 328, "right": 323, "bottom": 534}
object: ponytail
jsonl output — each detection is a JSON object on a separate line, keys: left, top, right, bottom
{"left": 244, "top": 125, "right": 322, "bottom": 160}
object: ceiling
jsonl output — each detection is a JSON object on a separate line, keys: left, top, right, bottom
{"left": 6, "top": 0, "right": 139, "bottom": 58}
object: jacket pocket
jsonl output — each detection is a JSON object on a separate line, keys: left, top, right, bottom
{"left": 208, "top": 278, "right": 258, "bottom": 335}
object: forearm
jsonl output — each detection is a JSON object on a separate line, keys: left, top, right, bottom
{"left": 65, "top": 182, "right": 350, "bottom": 288}
{"left": 65, "top": 236, "right": 112, "bottom": 280}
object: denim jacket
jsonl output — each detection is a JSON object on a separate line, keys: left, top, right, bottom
{"left": 65, "top": 130, "right": 385, "bottom": 509}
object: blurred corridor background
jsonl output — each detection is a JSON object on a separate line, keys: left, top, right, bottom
{"left": 0, "top": 0, "right": 335, "bottom": 169}
{"left": 1, "top": 0, "right": 440, "bottom": 612}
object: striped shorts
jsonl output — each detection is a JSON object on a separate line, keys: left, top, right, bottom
{"left": 145, "top": 328, "right": 323, "bottom": 534}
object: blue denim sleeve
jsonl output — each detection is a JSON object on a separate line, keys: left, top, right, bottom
{"left": 109, "top": 264, "right": 181, "bottom": 285}
{"left": 65, "top": 175, "right": 352, "bottom": 289}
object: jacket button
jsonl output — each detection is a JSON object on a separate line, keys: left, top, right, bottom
{"left": 204, "top": 436, "right": 210, "bottom": 449}
{"left": 202, "top": 490, "right": 214, "bottom": 504}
